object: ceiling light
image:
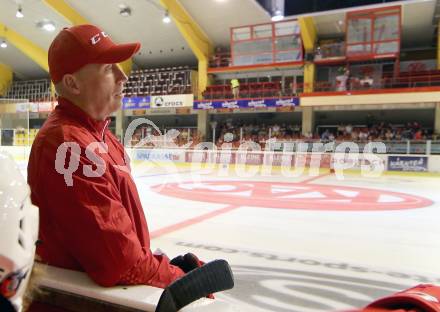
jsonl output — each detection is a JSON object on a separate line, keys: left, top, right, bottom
{"left": 36, "top": 20, "right": 56, "bottom": 32}
{"left": 1, "top": 40, "right": 7, "bottom": 48}
{"left": 271, "top": 10, "right": 284, "bottom": 22}
{"left": 16, "top": 6, "right": 24, "bottom": 18}
{"left": 119, "top": 4, "right": 131, "bottom": 17}
{"left": 163, "top": 10, "right": 171, "bottom": 23}
{"left": 42, "top": 22, "right": 55, "bottom": 32}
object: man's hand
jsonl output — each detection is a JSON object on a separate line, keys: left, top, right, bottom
{"left": 170, "top": 253, "right": 214, "bottom": 299}
{"left": 170, "top": 253, "right": 203, "bottom": 273}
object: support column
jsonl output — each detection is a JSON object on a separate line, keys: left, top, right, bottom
{"left": 198, "top": 59, "right": 208, "bottom": 100}
{"left": 304, "top": 63, "right": 316, "bottom": 93}
{"left": 302, "top": 106, "right": 315, "bottom": 136}
{"left": 115, "top": 109, "right": 125, "bottom": 142}
{"left": 435, "top": 103, "right": 440, "bottom": 136}
{"left": 0, "top": 64, "right": 13, "bottom": 96}
{"left": 0, "top": 23, "right": 48, "bottom": 72}
{"left": 197, "top": 110, "right": 209, "bottom": 141}
{"left": 299, "top": 16, "right": 317, "bottom": 93}
{"left": 159, "top": 0, "right": 213, "bottom": 100}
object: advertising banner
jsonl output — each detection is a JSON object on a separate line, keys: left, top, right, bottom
{"left": 151, "top": 94, "right": 194, "bottom": 108}
{"left": 133, "top": 149, "right": 184, "bottom": 162}
{"left": 194, "top": 97, "right": 299, "bottom": 110}
{"left": 38, "top": 101, "right": 53, "bottom": 112}
{"left": 122, "top": 96, "right": 151, "bottom": 110}
{"left": 15, "top": 103, "right": 29, "bottom": 113}
{"left": 387, "top": 156, "right": 428, "bottom": 172}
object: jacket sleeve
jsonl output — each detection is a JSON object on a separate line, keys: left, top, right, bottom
{"left": 118, "top": 252, "right": 184, "bottom": 288}
{"left": 37, "top": 139, "right": 184, "bottom": 287}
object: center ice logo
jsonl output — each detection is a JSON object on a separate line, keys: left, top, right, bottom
{"left": 151, "top": 181, "right": 433, "bottom": 211}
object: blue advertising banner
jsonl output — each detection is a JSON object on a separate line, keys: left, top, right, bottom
{"left": 387, "top": 156, "right": 428, "bottom": 172}
{"left": 133, "top": 149, "right": 183, "bottom": 161}
{"left": 193, "top": 97, "right": 299, "bottom": 110}
{"left": 122, "top": 96, "right": 151, "bottom": 110}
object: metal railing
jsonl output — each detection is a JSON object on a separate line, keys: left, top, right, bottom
{"left": 265, "top": 140, "right": 440, "bottom": 155}
{"left": 0, "top": 79, "right": 52, "bottom": 102}
{"left": 314, "top": 74, "right": 440, "bottom": 92}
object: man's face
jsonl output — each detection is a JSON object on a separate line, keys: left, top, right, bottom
{"left": 74, "top": 63, "right": 127, "bottom": 120}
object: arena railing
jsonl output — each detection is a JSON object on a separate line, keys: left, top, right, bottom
{"left": 0, "top": 79, "right": 51, "bottom": 102}
{"left": 124, "top": 66, "right": 192, "bottom": 97}
{"left": 313, "top": 72, "right": 440, "bottom": 93}
{"left": 124, "top": 136, "right": 440, "bottom": 155}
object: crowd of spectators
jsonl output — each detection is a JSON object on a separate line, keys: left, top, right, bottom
{"left": 215, "top": 120, "right": 302, "bottom": 149}
{"left": 215, "top": 121, "right": 434, "bottom": 148}
{"left": 129, "top": 121, "right": 434, "bottom": 149}
{"left": 130, "top": 126, "right": 202, "bottom": 148}
{"left": 319, "top": 121, "right": 432, "bottom": 142}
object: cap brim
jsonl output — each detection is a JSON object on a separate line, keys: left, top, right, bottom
{"left": 95, "top": 42, "right": 141, "bottom": 64}
{"left": 365, "top": 294, "right": 438, "bottom": 312}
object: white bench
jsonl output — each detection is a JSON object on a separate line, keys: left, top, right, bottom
{"left": 35, "top": 263, "right": 236, "bottom": 312}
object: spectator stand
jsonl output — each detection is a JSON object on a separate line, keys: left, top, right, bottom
{"left": 0, "top": 79, "right": 52, "bottom": 102}
{"left": 310, "top": 5, "right": 404, "bottom": 95}
{"left": 206, "top": 19, "right": 305, "bottom": 101}
{"left": 123, "top": 66, "right": 193, "bottom": 98}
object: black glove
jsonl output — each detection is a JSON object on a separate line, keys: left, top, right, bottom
{"left": 169, "top": 253, "right": 215, "bottom": 299}
{"left": 170, "top": 253, "right": 203, "bottom": 273}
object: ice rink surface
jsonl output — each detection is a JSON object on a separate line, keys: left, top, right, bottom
{"left": 131, "top": 163, "right": 440, "bottom": 312}
{"left": 16, "top": 160, "right": 440, "bottom": 312}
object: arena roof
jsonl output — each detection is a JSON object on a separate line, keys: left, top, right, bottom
{"left": 0, "top": 0, "right": 437, "bottom": 80}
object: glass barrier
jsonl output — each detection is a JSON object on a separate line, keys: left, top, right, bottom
{"left": 265, "top": 140, "right": 440, "bottom": 155}
{"left": 315, "top": 42, "right": 345, "bottom": 60}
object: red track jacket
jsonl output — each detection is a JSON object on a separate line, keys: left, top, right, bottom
{"left": 27, "top": 97, "right": 184, "bottom": 288}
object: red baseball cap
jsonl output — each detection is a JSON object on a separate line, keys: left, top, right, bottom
{"left": 362, "top": 284, "right": 440, "bottom": 312}
{"left": 48, "top": 24, "right": 140, "bottom": 83}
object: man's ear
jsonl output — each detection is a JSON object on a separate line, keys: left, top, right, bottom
{"left": 61, "top": 74, "right": 80, "bottom": 95}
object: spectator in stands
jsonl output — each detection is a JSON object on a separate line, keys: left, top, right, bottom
{"left": 27, "top": 25, "right": 208, "bottom": 292}
{"left": 360, "top": 72, "right": 373, "bottom": 89}
{"left": 210, "top": 46, "right": 223, "bottom": 68}
{"left": 359, "top": 128, "right": 369, "bottom": 141}
{"left": 350, "top": 129, "right": 359, "bottom": 141}
{"left": 328, "top": 131, "right": 335, "bottom": 141}
{"left": 336, "top": 67, "right": 350, "bottom": 91}
{"left": 385, "top": 129, "right": 394, "bottom": 141}
{"left": 394, "top": 128, "right": 402, "bottom": 141}
{"left": 230, "top": 78, "right": 240, "bottom": 99}
{"left": 401, "top": 128, "right": 413, "bottom": 140}
{"left": 272, "top": 124, "right": 280, "bottom": 136}
{"left": 345, "top": 124, "right": 353, "bottom": 136}
{"left": 321, "top": 129, "right": 331, "bottom": 141}
{"left": 212, "top": 120, "right": 432, "bottom": 149}
{"left": 337, "top": 124, "right": 345, "bottom": 137}
{"left": 414, "top": 129, "right": 423, "bottom": 140}
{"left": 365, "top": 113, "right": 375, "bottom": 128}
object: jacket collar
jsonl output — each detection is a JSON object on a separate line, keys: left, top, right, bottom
{"left": 56, "top": 97, "right": 110, "bottom": 141}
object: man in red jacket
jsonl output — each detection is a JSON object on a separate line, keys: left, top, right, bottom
{"left": 27, "top": 24, "right": 199, "bottom": 289}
